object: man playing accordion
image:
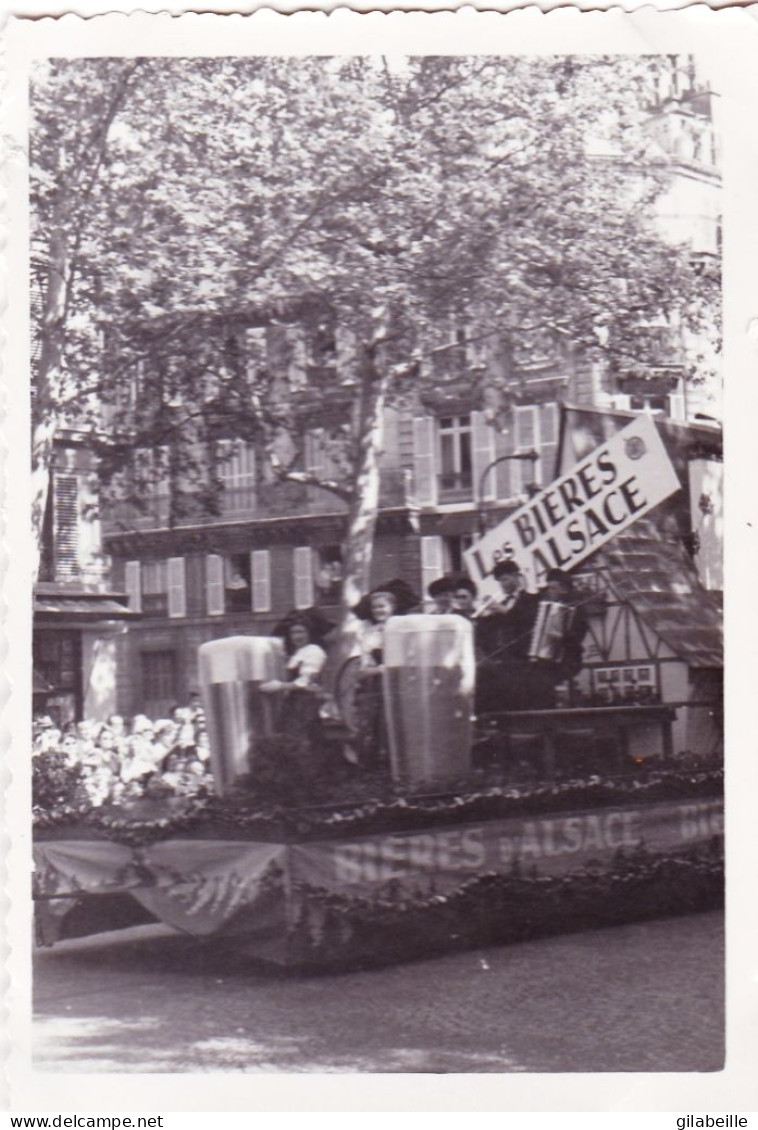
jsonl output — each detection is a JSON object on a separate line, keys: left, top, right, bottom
{"left": 475, "top": 563, "right": 588, "bottom": 713}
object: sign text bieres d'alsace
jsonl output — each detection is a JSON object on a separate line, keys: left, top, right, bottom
{"left": 464, "top": 413, "right": 681, "bottom": 593}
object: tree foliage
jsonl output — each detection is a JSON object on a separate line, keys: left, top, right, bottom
{"left": 31, "top": 55, "right": 719, "bottom": 601}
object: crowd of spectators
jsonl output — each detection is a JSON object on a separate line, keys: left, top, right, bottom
{"left": 32, "top": 696, "right": 213, "bottom": 808}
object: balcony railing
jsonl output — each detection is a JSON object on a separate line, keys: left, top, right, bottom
{"left": 102, "top": 468, "right": 414, "bottom": 531}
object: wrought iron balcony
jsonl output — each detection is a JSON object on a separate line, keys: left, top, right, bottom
{"left": 101, "top": 467, "right": 414, "bottom": 531}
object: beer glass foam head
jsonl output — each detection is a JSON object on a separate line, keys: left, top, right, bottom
{"left": 199, "top": 636, "right": 285, "bottom": 684}
{"left": 383, "top": 614, "right": 475, "bottom": 685}
{"left": 198, "top": 636, "right": 287, "bottom": 796}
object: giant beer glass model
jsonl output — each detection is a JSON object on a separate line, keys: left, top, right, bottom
{"left": 383, "top": 614, "right": 475, "bottom": 786}
{"left": 198, "top": 636, "right": 286, "bottom": 794}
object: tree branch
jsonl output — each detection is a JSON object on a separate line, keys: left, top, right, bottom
{"left": 62, "top": 60, "right": 146, "bottom": 326}
{"left": 266, "top": 445, "right": 354, "bottom": 502}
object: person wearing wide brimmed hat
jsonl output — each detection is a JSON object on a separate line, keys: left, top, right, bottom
{"left": 351, "top": 577, "right": 419, "bottom": 623}
{"left": 273, "top": 603, "right": 336, "bottom": 640}
{"left": 351, "top": 578, "right": 419, "bottom": 667}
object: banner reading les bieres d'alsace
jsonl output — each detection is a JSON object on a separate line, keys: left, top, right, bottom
{"left": 465, "top": 413, "right": 681, "bottom": 594}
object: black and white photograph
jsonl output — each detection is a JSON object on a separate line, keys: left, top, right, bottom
{"left": 4, "top": 6, "right": 757, "bottom": 1112}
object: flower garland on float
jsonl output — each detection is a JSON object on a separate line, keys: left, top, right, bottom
{"left": 33, "top": 763, "right": 723, "bottom": 848}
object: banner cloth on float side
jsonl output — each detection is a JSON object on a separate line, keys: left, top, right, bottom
{"left": 33, "top": 798, "right": 722, "bottom": 940}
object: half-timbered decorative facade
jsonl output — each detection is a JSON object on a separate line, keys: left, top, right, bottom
{"left": 561, "top": 406, "right": 723, "bottom": 758}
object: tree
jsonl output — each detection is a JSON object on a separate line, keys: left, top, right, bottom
{"left": 31, "top": 55, "right": 719, "bottom": 629}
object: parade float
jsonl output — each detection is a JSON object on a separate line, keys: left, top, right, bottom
{"left": 32, "top": 416, "right": 724, "bottom": 969}
{"left": 33, "top": 618, "right": 723, "bottom": 969}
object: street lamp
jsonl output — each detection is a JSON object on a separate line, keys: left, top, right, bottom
{"left": 477, "top": 449, "right": 540, "bottom": 537}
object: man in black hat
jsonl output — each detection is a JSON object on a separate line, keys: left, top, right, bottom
{"left": 452, "top": 575, "right": 479, "bottom": 620}
{"left": 427, "top": 575, "right": 457, "bottom": 615}
{"left": 475, "top": 560, "right": 538, "bottom": 713}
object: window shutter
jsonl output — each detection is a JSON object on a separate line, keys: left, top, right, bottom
{"left": 241, "top": 443, "right": 256, "bottom": 488}
{"left": 293, "top": 546, "right": 314, "bottom": 610}
{"left": 540, "top": 403, "right": 559, "bottom": 487}
{"left": 493, "top": 429, "right": 513, "bottom": 502}
{"left": 251, "top": 550, "right": 271, "bottom": 612}
{"left": 305, "top": 430, "right": 327, "bottom": 479}
{"left": 54, "top": 473, "right": 80, "bottom": 581}
{"left": 466, "top": 334, "right": 489, "bottom": 371}
{"left": 669, "top": 392, "right": 686, "bottom": 421}
{"left": 420, "top": 536, "right": 444, "bottom": 605}
{"left": 167, "top": 556, "right": 186, "bottom": 619}
{"left": 243, "top": 327, "right": 267, "bottom": 383}
{"left": 124, "top": 560, "right": 142, "bottom": 613}
{"left": 335, "top": 324, "right": 357, "bottom": 378}
{"left": 471, "top": 411, "right": 496, "bottom": 502}
{"left": 515, "top": 404, "right": 537, "bottom": 448}
{"left": 156, "top": 447, "right": 171, "bottom": 496}
{"left": 206, "top": 554, "right": 224, "bottom": 616}
{"left": 412, "top": 417, "right": 438, "bottom": 507}
{"left": 513, "top": 406, "right": 541, "bottom": 493}
{"left": 286, "top": 326, "right": 307, "bottom": 388}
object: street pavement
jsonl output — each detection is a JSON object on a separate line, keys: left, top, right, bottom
{"left": 33, "top": 910, "right": 724, "bottom": 1074}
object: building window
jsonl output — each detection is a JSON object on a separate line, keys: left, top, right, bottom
{"left": 314, "top": 545, "right": 343, "bottom": 605}
{"left": 306, "top": 315, "right": 337, "bottom": 372}
{"left": 630, "top": 394, "right": 668, "bottom": 415}
{"left": 443, "top": 534, "right": 474, "bottom": 575}
{"left": 218, "top": 441, "right": 256, "bottom": 514}
{"left": 438, "top": 414, "right": 472, "bottom": 496}
{"left": 141, "top": 651, "right": 178, "bottom": 719}
{"left": 33, "top": 630, "right": 81, "bottom": 725}
{"left": 133, "top": 447, "right": 170, "bottom": 523}
{"left": 592, "top": 665, "right": 658, "bottom": 704}
{"left": 207, "top": 552, "right": 267, "bottom": 615}
{"left": 141, "top": 560, "right": 169, "bottom": 616}
{"left": 224, "top": 553, "right": 252, "bottom": 612}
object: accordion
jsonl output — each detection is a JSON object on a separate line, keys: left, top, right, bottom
{"left": 528, "top": 601, "right": 574, "bottom": 663}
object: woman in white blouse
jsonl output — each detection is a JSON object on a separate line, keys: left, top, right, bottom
{"left": 261, "top": 617, "right": 328, "bottom": 746}
{"left": 284, "top": 620, "right": 328, "bottom": 688}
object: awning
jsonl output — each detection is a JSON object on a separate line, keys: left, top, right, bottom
{"left": 34, "top": 586, "right": 139, "bottom": 623}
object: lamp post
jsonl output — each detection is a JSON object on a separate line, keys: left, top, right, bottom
{"left": 477, "top": 449, "right": 540, "bottom": 537}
